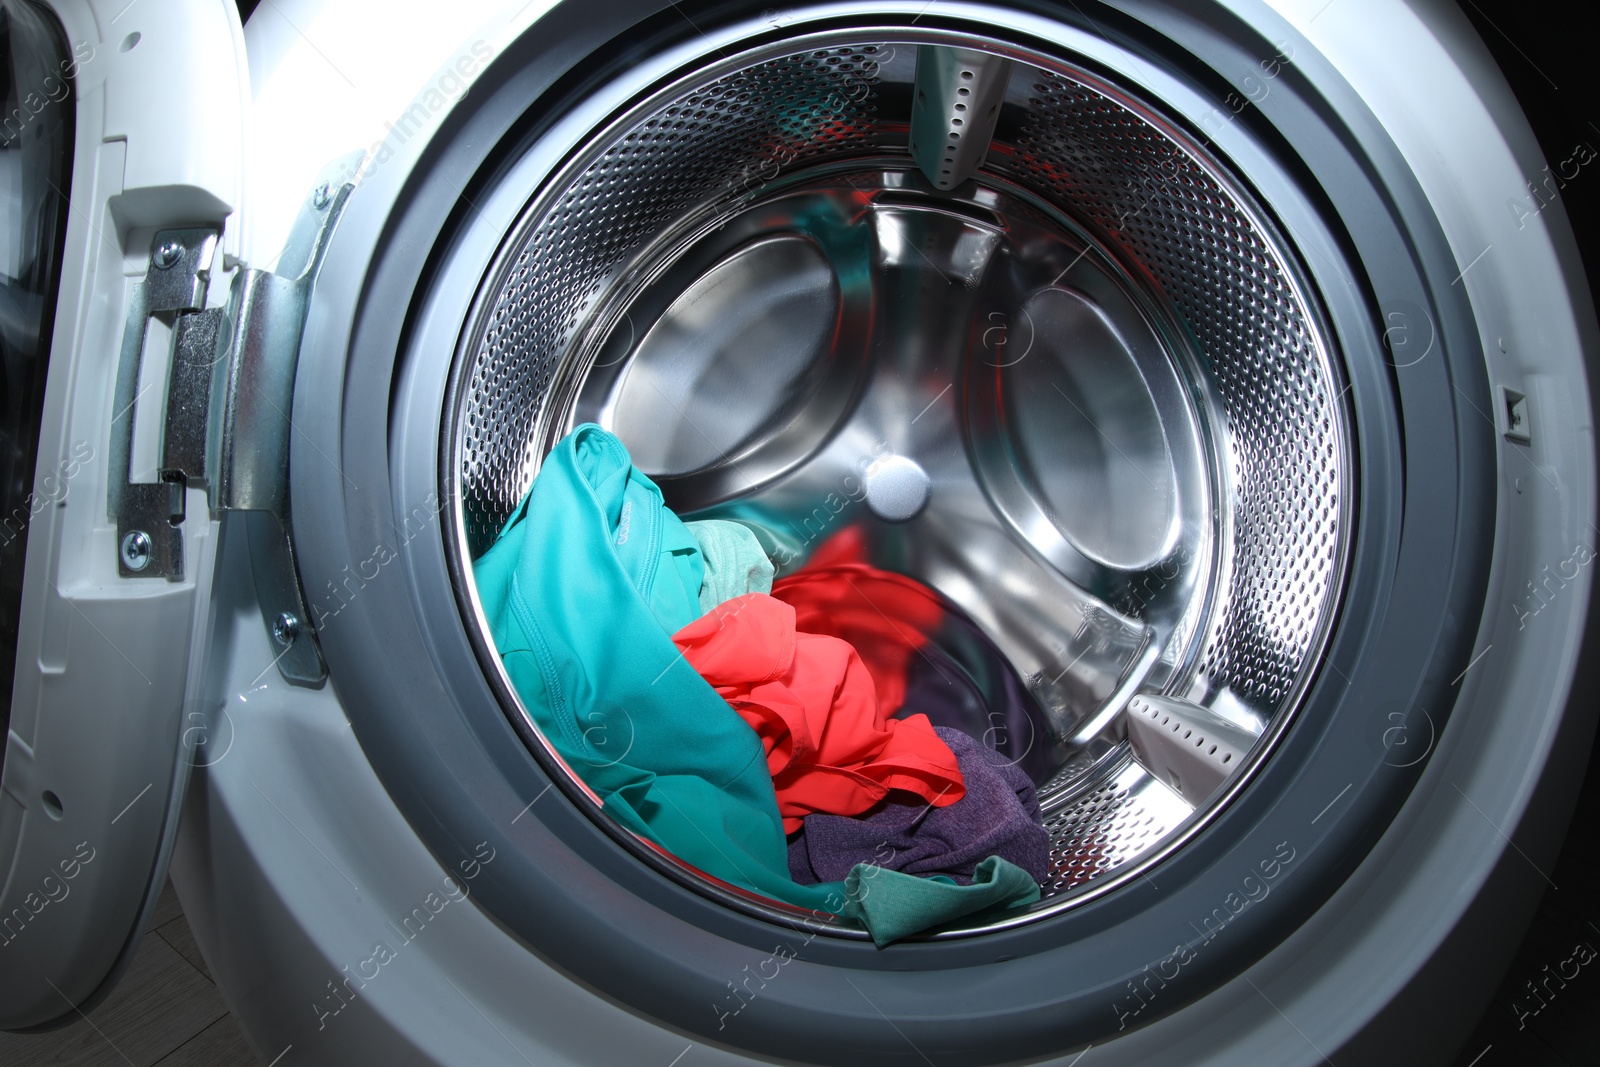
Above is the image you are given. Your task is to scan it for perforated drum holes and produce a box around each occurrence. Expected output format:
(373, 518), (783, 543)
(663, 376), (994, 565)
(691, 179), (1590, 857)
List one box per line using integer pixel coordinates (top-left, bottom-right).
(457, 46), (888, 555)
(1007, 71), (1343, 719)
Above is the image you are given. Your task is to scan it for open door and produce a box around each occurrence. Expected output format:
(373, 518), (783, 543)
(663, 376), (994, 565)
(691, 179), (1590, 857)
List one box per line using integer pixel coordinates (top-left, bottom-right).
(0, 0), (250, 1028)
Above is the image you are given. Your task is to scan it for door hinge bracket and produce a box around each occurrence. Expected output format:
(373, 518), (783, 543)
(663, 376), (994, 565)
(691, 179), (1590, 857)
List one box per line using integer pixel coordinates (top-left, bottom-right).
(110, 175), (353, 686)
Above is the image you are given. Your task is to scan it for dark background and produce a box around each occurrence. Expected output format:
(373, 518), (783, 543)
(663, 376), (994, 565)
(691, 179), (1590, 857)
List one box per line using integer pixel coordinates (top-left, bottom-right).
(1447, 1), (1598, 1063)
(226, 0), (1600, 1063)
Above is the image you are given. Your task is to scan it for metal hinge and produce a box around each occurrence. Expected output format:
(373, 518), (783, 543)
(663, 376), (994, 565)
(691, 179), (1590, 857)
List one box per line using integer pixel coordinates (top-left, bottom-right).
(109, 179), (351, 686)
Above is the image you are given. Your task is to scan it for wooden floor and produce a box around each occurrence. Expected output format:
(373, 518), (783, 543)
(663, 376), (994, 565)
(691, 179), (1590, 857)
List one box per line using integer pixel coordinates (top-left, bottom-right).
(0, 881), (257, 1066)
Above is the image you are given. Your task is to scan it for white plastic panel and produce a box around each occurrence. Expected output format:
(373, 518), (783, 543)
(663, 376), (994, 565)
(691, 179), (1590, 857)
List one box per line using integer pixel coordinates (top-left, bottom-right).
(242, 0), (526, 269)
(0, 0), (243, 1029)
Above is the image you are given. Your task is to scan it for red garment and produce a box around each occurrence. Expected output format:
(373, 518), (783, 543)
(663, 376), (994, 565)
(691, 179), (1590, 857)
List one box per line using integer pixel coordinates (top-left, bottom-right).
(771, 561), (945, 718)
(801, 525), (872, 569)
(672, 594), (965, 833)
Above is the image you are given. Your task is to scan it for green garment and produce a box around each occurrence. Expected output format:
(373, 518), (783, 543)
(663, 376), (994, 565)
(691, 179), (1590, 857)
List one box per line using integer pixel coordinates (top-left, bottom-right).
(473, 424), (841, 912)
(842, 856), (1042, 947)
(473, 424), (1038, 942)
(684, 519), (774, 612)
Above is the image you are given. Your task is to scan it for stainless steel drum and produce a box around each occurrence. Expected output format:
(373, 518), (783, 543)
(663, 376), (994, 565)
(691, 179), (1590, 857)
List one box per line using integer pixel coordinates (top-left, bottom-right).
(448, 29), (1350, 932)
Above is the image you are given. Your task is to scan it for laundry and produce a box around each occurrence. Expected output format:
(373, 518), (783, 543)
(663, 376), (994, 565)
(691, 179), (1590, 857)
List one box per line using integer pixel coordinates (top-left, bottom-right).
(683, 519), (774, 612)
(771, 561), (944, 719)
(472, 423), (843, 913)
(840, 856), (1043, 948)
(472, 424), (1036, 943)
(788, 726), (1051, 887)
(771, 557), (1058, 782)
(671, 593), (967, 833)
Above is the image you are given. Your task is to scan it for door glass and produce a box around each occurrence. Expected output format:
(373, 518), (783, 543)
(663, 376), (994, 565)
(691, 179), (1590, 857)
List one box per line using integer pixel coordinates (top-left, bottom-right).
(0, 0), (75, 747)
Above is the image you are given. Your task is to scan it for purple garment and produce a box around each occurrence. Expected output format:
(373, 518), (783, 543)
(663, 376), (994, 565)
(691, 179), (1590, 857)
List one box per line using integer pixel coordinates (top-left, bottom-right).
(788, 727), (1051, 887)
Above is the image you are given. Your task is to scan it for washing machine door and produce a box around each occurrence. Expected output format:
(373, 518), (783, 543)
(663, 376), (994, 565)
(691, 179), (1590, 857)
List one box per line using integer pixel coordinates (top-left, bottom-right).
(0, 0), (285, 1030)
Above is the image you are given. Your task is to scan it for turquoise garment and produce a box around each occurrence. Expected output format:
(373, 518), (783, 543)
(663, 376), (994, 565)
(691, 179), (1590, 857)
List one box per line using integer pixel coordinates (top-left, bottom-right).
(684, 519), (774, 613)
(474, 424), (842, 912)
(841, 856), (1042, 947)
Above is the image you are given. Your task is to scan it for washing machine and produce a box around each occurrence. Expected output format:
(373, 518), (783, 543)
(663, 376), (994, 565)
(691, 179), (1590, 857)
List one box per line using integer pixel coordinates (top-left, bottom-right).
(2, 0), (1596, 1062)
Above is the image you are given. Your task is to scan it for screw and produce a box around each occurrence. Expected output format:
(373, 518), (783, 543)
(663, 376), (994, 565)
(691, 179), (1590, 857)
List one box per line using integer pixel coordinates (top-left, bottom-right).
(273, 612), (301, 646)
(120, 530), (152, 571)
(312, 183), (334, 210)
(153, 240), (184, 269)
